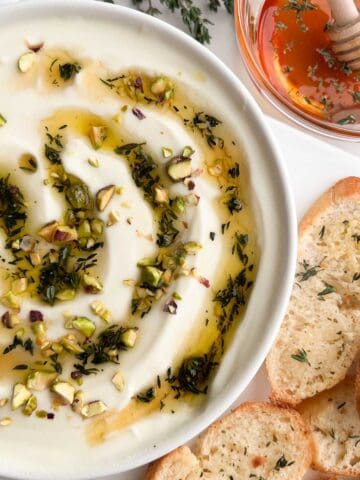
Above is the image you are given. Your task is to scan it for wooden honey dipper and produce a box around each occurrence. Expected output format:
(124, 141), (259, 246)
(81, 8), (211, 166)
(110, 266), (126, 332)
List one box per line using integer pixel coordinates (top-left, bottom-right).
(328, 0), (360, 70)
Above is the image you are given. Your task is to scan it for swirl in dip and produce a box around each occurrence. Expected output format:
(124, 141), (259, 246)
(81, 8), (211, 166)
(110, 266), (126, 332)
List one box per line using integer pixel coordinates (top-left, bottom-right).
(0, 15), (258, 453)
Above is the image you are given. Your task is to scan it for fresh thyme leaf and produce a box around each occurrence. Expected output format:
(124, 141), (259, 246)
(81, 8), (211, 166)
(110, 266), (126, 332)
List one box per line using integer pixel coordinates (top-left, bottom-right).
(136, 386), (156, 402)
(13, 364), (28, 370)
(274, 455), (294, 471)
(0, 176), (27, 237)
(337, 114), (357, 125)
(296, 260), (322, 282)
(318, 282), (336, 297)
(283, 0), (317, 13)
(291, 348), (310, 365)
(72, 363), (99, 376)
(59, 62), (81, 81)
(319, 225), (325, 239)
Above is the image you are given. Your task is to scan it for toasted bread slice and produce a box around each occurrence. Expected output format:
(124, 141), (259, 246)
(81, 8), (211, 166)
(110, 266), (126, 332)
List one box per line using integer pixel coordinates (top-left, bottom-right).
(144, 446), (201, 480)
(267, 177), (360, 406)
(298, 376), (360, 477)
(145, 402), (312, 480)
(194, 402), (312, 479)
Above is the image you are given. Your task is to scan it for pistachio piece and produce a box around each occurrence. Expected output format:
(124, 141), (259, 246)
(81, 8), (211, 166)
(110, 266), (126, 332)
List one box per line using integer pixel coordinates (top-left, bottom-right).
(11, 277), (27, 295)
(51, 382), (75, 404)
(27, 371), (57, 391)
(96, 185), (115, 212)
(81, 400), (107, 418)
(31, 321), (46, 336)
(167, 157), (192, 182)
(1, 291), (20, 309)
(171, 197), (186, 215)
(183, 241), (202, 254)
(29, 251), (42, 266)
(38, 221), (58, 242)
(112, 371), (125, 391)
(19, 153), (38, 173)
(22, 395), (37, 416)
(55, 289), (76, 301)
(0, 417), (12, 426)
(65, 184), (91, 210)
(18, 51), (36, 73)
(89, 125), (107, 150)
(120, 328), (137, 348)
(72, 317), (96, 338)
(182, 146), (194, 158)
(154, 186), (169, 204)
(1, 311), (20, 329)
(90, 300), (111, 323)
(0, 399), (8, 408)
(91, 219), (104, 236)
(72, 390), (85, 414)
(141, 266), (162, 287)
(88, 157), (99, 168)
(161, 147), (173, 158)
(12, 383), (31, 410)
(107, 210), (120, 226)
(0, 114), (6, 127)
(83, 274), (103, 293)
(61, 335), (84, 354)
(53, 225), (78, 242)
(151, 77), (167, 95)
(78, 220), (91, 238)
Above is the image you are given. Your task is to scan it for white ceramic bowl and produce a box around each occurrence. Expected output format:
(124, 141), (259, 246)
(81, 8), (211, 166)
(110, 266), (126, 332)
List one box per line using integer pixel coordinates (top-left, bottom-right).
(0, 1), (297, 479)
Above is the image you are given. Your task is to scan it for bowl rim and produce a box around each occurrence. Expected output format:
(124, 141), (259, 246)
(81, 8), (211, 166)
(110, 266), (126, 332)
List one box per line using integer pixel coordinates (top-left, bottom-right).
(234, 0), (360, 141)
(0, 1), (297, 478)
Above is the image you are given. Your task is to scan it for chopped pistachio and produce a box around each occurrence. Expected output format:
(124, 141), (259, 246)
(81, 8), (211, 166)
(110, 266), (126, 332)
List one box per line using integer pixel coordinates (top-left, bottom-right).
(29, 251), (42, 266)
(27, 371), (57, 391)
(11, 239), (20, 250)
(167, 157), (192, 182)
(90, 218), (104, 236)
(182, 146), (194, 158)
(61, 334), (84, 354)
(51, 342), (63, 355)
(72, 317), (96, 338)
(65, 184), (91, 210)
(11, 277), (28, 295)
(151, 77), (167, 94)
(78, 220), (91, 238)
(120, 328), (137, 348)
(96, 185), (115, 212)
(55, 289), (76, 301)
(15, 328), (25, 340)
(184, 241), (202, 254)
(87, 157), (99, 168)
(1, 291), (20, 309)
(112, 371), (125, 391)
(0, 114), (6, 127)
(72, 390), (85, 414)
(208, 161), (223, 177)
(171, 196), (186, 215)
(107, 210), (120, 226)
(19, 153), (38, 172)
(12, 383), (32, 410)
(161, 147), (173, 158)
(17, 51), (36, 73)
(142, 266), (162, 287)
(173, 292), (182, 300)
(31, 321), (46, 336)
(2, 312), (20, 329)
(53, 225), (78, 242)
(90, 300), (111, 323)
(89, 125), (107, 149)
(81, 400), (107, 418)
(154, 186), (169, 204)
(83, 274), (103, 293)
(0, 417), (12, 426)
(52, 382), (75, 404)
(22, 395), (37, 416)
(38, 221), (58, 242)
(0, 399), (8, 408)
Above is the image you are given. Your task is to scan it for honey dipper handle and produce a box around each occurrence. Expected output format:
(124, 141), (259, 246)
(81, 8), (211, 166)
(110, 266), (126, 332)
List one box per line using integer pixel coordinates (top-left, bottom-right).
(328, 0), (359, 27)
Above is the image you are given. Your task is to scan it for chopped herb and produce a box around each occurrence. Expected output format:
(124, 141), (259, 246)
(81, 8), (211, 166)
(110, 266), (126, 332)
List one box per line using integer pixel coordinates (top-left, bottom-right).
(291, 348), (310, 365)
(0, 175), (27, 237)
(59, 62), (81, 81)
(296, 260), (322, 282)
(319, 225), (325, 239)
(228, 162), (240, 178)
(210, 231), (215, 241)
(136, 387), (155, 403)
(318, 282), (336, 297)
(316, 48), (336, 69)
(352, 234), (360, 243)
(274, 455), (294, 471)
(13, 364), (28, 370)
(353, 272), (360, 282)
(352, 91), (360, 103)
(337, 115), (357, 125)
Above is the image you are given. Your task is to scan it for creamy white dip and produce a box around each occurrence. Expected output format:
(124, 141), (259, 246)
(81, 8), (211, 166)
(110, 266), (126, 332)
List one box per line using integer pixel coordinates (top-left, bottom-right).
(0, 11), (257, 478)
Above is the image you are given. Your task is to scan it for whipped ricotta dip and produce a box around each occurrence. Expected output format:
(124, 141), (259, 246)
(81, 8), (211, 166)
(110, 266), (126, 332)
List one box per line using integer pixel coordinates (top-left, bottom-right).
(0, 11), (258, 474)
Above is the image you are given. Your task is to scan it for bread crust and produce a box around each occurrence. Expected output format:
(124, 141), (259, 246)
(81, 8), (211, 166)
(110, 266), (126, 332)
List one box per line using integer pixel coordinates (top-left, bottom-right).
(145, 445), (199, 480)
(299, 176), (360, 237)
